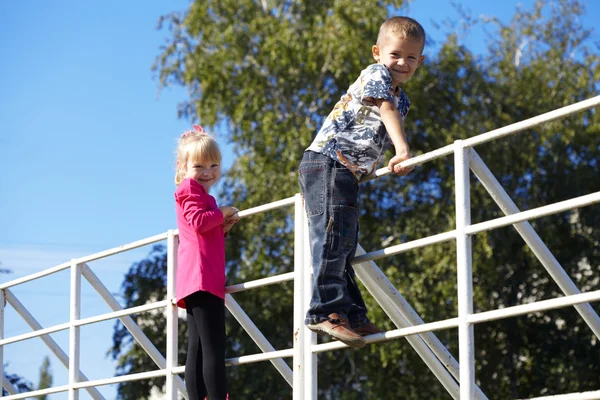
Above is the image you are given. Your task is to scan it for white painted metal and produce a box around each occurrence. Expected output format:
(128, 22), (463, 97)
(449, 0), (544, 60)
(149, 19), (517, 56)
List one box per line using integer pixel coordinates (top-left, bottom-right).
(466, 191), (600, 235)
(312, 318), (460, 352)
(354, 254), (461, 399)
(293, 194), (306, 400)
(470, 150), (600, 339)
(462, 95), (600, 148)
(303, 208), (317, 400)
(4, 289), (104, 399)
(226, 272), (295, 294)
(224, 348), (295, 365)
(4, 384), (72, 400)
(74, 301), (169, 327)
(369, 95), (600, 182)
(166, 230), (179, 399)
(369, 143), (456, 181)
(468, 289), (600, 325)
(353, 230), (456, 264)
(0, 233), (168, 292)
(3, 369), (171, 400)
(0, 262), (71, 290)
(354, 245), (489, 400)
(0, 321), (70, 346)
(225, 293), (293, 385)
(69, 261), (81, 400)
(237, 196), (296, 218)
(455, 143), (475, 399)
(2, 376), (16, 396)
(525, 390), (600, 400)
(80, 264), (189, 397)
(2, 95), (599, 400)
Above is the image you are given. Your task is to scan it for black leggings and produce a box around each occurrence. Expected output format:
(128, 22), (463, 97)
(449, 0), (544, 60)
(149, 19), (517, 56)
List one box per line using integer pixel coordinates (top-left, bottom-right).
(184, 290), (227, 400)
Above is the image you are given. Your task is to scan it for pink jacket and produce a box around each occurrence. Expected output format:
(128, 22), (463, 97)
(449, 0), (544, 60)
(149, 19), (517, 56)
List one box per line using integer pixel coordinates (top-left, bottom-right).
(175, 178), (226, 308)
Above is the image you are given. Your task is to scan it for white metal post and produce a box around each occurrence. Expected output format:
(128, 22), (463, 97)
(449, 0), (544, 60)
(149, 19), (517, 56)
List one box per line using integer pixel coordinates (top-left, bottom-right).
(454, 142), (475, 399)
(1, 289), (4, 398)
(166, 231), (179, 399)
(293, 194), (305, 400)
(469, 150), (600, 340)
(303, 201), (317, 400)
(69, 260), (82, 400)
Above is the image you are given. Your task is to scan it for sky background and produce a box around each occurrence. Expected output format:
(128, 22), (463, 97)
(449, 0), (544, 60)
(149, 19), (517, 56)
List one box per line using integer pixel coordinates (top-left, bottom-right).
(1, 1), (599, 399)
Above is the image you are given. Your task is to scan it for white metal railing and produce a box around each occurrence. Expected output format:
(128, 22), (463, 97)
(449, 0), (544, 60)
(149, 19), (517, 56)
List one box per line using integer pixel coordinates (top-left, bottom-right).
(1, 95), (600, 399)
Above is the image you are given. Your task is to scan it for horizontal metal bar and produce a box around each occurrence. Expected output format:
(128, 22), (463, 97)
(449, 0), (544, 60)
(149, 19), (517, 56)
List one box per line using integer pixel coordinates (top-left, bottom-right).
(225, 272), (295, 294)
(2, 368), (171, 400)
(72, 368), (168, 390)
(352, 230), (456, 264)
(469, 290), (600, 325)
(170, 349), (296, 375)
(312, 318), (460, 354)
(237, 196), (296, 217)
(3, 384), (72, 400)
(523, 390), (600, 400)
(74, 300), (169, 327)
(466, 191), (600, 235)
(76, 232), (168, 263)
(368, 144), (456, 181)
(0, 261), (71, 289)
(0, 233), (168, 290)
(463, 95), (600, 149)
(0, 321), (70, 346)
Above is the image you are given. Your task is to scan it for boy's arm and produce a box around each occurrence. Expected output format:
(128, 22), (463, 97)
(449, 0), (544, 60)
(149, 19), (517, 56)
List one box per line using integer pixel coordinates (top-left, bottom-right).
(376, 99), (414, 176)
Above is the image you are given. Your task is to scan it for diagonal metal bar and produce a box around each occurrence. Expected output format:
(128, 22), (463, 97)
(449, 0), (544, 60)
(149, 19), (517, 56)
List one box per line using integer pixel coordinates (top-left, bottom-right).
(5, 289), (104, 400)
(80, 264), (189, 399)
(353, 245), (489, 399)
(354, 245), (489, 400)
(2, 375), (18, 396)
(225, 293), (293, 386)
(470, 150), (600, 340)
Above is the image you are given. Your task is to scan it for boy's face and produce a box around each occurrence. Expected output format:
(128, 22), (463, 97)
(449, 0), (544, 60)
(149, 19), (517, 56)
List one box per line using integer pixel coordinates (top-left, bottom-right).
(372, 35), (425, 87)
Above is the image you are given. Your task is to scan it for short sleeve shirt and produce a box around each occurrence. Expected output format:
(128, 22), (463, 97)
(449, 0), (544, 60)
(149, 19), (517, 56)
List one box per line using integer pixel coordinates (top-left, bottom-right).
(306, 63), (411, 179)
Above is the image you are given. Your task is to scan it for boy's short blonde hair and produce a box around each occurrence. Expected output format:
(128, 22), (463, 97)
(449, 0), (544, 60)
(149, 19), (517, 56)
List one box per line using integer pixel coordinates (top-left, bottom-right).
(175, 129), (222, 185)
(377, 16), (426, 51)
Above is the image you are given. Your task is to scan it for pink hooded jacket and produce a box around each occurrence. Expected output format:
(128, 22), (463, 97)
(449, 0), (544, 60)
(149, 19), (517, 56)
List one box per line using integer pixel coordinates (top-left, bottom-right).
(175, 178), (226, 308)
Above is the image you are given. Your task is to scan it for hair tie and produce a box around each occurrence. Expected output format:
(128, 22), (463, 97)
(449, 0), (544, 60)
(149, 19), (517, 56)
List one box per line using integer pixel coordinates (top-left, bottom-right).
(181, 125), (206, 138)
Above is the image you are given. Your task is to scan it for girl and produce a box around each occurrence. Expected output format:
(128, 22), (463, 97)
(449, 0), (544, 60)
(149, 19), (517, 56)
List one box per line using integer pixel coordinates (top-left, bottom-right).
(174, 125), (239, 400)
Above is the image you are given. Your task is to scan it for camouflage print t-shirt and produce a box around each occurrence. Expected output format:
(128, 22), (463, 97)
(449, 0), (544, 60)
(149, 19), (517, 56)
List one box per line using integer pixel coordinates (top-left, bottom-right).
(306, 63), (411, 180)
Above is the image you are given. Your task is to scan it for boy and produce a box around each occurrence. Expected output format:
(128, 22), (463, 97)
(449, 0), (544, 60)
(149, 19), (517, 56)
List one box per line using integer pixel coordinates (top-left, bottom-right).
(298, 16), (425, 348)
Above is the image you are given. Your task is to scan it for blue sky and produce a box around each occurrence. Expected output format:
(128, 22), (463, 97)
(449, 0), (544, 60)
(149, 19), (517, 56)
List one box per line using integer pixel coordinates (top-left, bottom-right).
(1, 1), (599, 399)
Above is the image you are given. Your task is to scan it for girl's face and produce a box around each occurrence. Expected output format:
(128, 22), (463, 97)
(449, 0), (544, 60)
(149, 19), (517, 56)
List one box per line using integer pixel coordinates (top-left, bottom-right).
(183, 157), (221, 191)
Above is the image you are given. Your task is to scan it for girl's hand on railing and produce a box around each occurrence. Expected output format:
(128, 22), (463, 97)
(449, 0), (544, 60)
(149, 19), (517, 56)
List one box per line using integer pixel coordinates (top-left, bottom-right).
(223, 209), (240, 233)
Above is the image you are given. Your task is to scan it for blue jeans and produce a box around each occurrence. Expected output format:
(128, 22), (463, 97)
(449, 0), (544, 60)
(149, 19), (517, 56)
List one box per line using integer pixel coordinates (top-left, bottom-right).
(298, 151), (368, 328)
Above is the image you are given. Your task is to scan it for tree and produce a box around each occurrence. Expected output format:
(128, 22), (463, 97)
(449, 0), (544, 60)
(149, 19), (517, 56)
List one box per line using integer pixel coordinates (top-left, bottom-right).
(35, 357), (52, 400)
(112, 0), (600, 398)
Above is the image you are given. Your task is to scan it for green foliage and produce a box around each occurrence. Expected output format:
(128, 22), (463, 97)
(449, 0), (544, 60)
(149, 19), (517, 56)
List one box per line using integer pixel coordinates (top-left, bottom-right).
(35, 357), (52, 400)
(2, 366), (32, 396)
(112, 0), (600, 398)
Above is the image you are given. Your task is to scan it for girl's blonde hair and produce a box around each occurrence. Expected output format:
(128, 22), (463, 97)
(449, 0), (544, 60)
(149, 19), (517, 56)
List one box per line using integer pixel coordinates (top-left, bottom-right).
(175, 125), (222, 185)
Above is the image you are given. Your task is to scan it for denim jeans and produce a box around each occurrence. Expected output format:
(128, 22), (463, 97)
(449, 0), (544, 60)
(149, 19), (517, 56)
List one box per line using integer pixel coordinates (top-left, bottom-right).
(298, 151), (368, 328)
